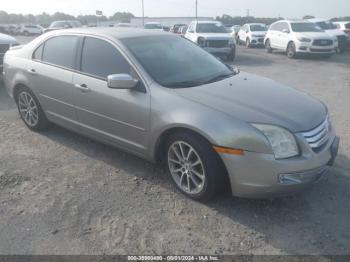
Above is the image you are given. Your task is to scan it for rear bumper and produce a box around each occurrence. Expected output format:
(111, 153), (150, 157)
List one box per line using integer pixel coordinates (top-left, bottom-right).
(219, 130), (339, 199)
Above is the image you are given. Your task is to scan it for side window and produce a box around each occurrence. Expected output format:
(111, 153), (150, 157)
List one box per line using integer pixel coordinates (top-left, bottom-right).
(42, 36), (78, 69)
(280, 22), (289, 32)
(80, 37), (131, 79)
(32, 44), (44, 60)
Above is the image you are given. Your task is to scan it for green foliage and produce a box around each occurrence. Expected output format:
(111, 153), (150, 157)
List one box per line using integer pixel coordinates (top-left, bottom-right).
(0, 10), (135, 27)
(216, 14), (284, 26)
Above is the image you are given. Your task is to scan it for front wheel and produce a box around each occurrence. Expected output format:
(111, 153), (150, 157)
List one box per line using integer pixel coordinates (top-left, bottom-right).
(265, 39), (273, 53)
(165, 132), (227, 201)
(227, 47), (236, 62)
(246, 38), (251, 48)
(15, 86), (50, 131)
(287, 42), (297, 58)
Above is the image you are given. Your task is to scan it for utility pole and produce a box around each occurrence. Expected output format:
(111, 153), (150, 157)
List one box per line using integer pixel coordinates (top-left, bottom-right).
(142, 0), (145, 26)
(196, 0), (198, 21)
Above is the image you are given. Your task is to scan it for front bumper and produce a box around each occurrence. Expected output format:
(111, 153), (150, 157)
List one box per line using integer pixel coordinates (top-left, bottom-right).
(250, 37), (265, 46)
(219, 129), (339, 199)
(203, 46), (235, 55)
(295, 41), (336, 54)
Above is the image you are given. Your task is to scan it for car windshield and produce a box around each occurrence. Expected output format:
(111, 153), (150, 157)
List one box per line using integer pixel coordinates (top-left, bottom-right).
(196, 23), (227, 33)
(145, 24), (162, 29)
(122, 35), (235, 88)
(250, 25), (267, 31)
(316, 21), (337, 30)
(291, 23), (324, 32)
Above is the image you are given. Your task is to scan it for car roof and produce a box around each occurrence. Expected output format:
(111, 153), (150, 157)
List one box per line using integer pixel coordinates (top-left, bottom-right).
(195, 20), (219, 24)
(47, 27), (169, 40)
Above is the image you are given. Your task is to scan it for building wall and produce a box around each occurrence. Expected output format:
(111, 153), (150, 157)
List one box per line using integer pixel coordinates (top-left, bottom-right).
(130, 17), (214, 27)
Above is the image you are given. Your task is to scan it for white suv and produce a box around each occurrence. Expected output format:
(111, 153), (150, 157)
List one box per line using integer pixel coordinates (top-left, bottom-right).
(307, 18), (347, 52)
(265, 20), (336, 58)
(185, 21), (236, 61)
(19, 24), (43, 36)
(237, 23), (268, 47)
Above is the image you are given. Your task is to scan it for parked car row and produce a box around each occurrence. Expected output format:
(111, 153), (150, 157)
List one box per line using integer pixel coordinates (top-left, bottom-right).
(0, 24), (44, 36)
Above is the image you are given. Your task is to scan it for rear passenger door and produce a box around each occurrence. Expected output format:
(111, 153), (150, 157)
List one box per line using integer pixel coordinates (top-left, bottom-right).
(28, 35), (79, 130)
(73, 37), (150, 155)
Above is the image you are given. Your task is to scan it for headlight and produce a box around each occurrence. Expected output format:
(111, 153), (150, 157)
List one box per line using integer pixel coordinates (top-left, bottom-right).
(297, 37), (312, 42)
(252, 124), (299, 159)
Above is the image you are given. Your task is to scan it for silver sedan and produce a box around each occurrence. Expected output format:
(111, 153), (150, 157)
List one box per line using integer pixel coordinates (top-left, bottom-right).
(3, 28), (339, 200)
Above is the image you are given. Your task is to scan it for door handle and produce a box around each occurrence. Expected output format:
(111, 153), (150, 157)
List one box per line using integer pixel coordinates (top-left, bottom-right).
(75, 84), (91, 93)
(27, 69), (37, 75)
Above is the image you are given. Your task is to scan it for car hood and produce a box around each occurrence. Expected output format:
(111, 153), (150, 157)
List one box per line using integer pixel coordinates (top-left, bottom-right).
(197, 33), (232, 39)
(0, 33), (17, 44)
(324, 29), (347, 37)
(294, 32), (333, 39)
(174, 72), (327, 133)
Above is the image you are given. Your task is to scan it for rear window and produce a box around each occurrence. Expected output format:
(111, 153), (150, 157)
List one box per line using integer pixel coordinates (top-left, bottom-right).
(42, 36), (78, 69)
(196, 23), (227, 33)
(291, 23), (323, 32)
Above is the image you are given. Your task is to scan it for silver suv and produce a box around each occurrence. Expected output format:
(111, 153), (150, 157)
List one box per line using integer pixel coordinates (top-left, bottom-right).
(3, 28), (339, 200)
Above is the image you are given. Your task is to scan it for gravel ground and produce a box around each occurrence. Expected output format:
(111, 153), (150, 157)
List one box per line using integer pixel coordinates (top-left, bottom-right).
(0, 36), (350, 255)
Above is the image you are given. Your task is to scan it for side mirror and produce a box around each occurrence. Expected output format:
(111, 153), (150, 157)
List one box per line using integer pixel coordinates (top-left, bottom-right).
(282, 29), (290, 34)
(107, 74), (139, 89)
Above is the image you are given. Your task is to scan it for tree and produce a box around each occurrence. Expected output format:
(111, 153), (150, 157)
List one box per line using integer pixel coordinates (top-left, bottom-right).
(303, 15), (315, 19)
(109, 12), (135, 23)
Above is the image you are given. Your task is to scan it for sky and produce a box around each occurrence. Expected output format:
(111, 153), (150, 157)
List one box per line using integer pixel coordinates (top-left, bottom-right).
(1, 0), (350, 19)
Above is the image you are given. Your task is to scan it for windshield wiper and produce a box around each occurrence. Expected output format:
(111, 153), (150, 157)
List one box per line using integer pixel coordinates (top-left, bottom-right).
(203, 72), (235, 85)
(165, 80), (204, 88)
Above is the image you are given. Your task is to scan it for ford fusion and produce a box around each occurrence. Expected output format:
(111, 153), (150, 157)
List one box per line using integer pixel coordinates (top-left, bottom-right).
(3, 28), (339, 200)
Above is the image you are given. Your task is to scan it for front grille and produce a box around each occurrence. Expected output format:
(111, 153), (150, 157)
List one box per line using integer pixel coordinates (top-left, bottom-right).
(302, 118), (331, 150)
(258, 38), (264, 43)
(0, 44), (10, 53)
(313, 39), (333, 46)
(207, 40), (229, 48)
(337, 35), (347, 43)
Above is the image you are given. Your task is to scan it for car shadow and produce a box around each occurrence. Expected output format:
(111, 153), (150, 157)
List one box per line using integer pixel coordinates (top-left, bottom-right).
(40, 124), (350, 255)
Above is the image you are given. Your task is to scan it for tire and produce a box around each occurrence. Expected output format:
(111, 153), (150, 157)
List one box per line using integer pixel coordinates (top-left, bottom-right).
(165, 132), (227, 201)
(237, 37), (241, 46)
(287, 42), (297, 59)
(15, 86), (50, 131)
(227, 46), (236, 62)
(246, 38), (251, 48)
(265, 39), (273, 53)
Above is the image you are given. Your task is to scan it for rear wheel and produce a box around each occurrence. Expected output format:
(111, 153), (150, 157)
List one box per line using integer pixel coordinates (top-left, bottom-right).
(165, 132), (226, 201)
(265, 39), (273, 53)
(287, 42), (297, 58)
(15, 86), (50, 131)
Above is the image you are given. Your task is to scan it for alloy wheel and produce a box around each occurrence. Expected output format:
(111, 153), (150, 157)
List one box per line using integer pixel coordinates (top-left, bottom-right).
(18, 91), (39, 127)
(168, 141), (206, 195)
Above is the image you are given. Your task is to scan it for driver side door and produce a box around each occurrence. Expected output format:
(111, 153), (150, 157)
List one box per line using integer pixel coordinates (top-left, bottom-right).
(73, 36), (151, 156)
